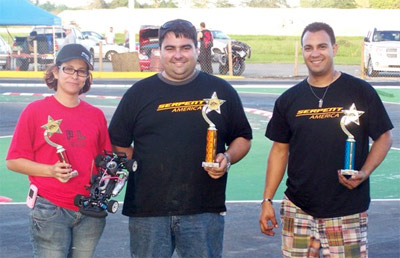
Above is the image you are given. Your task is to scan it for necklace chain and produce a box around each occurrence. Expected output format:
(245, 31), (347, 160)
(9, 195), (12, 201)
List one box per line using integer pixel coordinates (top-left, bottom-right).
(307, 71), (338, 108)
(308, 84), (330, 108)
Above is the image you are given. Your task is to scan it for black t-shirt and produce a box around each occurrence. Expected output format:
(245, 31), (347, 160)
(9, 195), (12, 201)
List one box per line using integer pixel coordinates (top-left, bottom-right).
(109, 71), (252, 217)
(266, 73), (393, 218)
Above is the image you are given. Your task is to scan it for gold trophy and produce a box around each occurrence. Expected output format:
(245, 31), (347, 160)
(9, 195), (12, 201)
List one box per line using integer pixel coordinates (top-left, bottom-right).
(340, 103), (364, 176)
(42, 115), (78, 182)
(202, 92), (226, 168)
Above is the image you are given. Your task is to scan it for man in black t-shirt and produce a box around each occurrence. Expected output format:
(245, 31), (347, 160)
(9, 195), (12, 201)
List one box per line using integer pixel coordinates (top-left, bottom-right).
(109, 19), (252, 258)
(259, 22), (393, 257)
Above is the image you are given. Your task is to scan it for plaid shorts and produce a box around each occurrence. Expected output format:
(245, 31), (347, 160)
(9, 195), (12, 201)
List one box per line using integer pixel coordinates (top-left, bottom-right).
(280, 196), (368, 258)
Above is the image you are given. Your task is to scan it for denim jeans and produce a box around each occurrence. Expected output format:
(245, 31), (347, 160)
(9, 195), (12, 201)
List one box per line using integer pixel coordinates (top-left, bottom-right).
(129, 212), (225, 258)
(29, 196), (106, 258)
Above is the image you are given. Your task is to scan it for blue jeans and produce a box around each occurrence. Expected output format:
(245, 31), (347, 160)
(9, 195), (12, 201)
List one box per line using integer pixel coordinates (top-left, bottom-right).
(129, 213), (225, 258)
(30, 196), (106, 258)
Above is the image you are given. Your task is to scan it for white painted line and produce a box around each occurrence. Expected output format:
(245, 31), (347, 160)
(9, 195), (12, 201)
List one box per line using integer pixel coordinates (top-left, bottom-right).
(244, 107), (273, 118)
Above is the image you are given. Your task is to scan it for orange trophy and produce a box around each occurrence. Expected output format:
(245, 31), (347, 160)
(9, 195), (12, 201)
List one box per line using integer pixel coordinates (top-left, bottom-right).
(202, 92), (226, 168)
(42, 115), (78, 182)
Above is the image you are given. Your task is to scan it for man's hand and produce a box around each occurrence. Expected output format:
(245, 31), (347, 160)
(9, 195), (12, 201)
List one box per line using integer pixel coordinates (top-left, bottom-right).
(203, 153), (229, 179)
(259, 201), (279, 236)
(337, 170), (368, 190)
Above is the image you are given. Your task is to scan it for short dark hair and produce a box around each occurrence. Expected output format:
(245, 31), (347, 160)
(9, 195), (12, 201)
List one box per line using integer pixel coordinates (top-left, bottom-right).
(159, 19), (197, 48)
(301, 22), (336, 46)
(44, 64), (92, 95)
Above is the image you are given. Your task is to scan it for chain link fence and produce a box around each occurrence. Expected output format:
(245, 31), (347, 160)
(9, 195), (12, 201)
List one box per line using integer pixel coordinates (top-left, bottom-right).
(1, 35), (400, 80)
(11, 33), (57, 71)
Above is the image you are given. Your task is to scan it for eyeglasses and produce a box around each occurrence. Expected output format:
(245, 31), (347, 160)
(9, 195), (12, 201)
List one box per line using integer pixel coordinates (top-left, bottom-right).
(59, 66), (89, 77)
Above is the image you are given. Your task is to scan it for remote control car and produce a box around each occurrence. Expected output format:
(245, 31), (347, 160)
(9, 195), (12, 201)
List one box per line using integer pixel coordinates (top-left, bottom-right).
(74, 151), (137, 218)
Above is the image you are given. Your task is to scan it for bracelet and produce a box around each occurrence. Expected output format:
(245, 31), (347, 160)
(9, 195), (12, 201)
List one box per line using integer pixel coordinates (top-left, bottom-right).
(261, 198), (273, 204)
(222, 152), (231, 172)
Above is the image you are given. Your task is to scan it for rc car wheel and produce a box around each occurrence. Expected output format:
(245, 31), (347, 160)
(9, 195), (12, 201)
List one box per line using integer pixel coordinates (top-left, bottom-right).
(107, 200), (119, 213)
(74, 194), (83, 207)
(126, 159), (138, 173)
(131, 160), (138, 172)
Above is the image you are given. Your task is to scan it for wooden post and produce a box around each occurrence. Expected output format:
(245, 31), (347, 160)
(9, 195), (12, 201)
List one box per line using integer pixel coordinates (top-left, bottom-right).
(52, 27), (56, 64)
(360, 41), (365, 79)
(294, 41), (299, 77)
(228, 40), (233, 76)
(99, 41), (103, 72)
(33, 40), (38, 72)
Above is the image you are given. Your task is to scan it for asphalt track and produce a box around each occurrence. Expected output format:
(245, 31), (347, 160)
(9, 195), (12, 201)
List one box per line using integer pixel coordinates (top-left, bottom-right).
(0, 77), (399, 258)
(1, 201), (399, 258)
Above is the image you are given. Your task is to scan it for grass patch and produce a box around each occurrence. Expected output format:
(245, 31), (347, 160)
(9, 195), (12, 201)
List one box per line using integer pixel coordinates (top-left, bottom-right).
(231, 34), (363, 65)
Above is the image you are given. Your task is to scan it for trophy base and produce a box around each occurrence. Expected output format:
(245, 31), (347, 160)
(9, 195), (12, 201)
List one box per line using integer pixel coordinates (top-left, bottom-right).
(340, 169), (358, 176)
(202, 162), (219, 168)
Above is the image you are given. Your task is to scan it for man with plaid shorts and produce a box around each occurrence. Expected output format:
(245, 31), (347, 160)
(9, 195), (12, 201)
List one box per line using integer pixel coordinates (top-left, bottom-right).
(259, 22), (393, 257)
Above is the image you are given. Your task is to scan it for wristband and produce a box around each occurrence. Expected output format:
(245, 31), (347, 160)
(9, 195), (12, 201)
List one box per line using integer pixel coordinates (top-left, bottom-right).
(261, 198), (273, 204)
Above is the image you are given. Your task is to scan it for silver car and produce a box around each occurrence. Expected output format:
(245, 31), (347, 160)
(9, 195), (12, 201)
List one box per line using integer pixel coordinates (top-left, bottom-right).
(0, 35), (11, 70)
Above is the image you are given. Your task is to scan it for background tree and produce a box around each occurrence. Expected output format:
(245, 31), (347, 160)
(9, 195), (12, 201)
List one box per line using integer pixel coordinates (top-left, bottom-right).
(108, 0), (129, 8)
(300, 0), (357, 8)
(158, 0), (179, 7)
(88, 0), (109, 9)
(192, 0), (212, 8)
(370, 0), (400, 8)
(245, 0), (289, 8)
(37, 1), (69, 13)
(37, 1), (56, 11)
(215, 0), (236, 7)
(354, 0), (368, 8)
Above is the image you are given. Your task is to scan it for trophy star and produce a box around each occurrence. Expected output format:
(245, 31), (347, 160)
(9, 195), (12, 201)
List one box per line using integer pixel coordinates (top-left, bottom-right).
(41, 115), (63, 137)
(204, 92), (226, 114)
(342, 103), (365, 125)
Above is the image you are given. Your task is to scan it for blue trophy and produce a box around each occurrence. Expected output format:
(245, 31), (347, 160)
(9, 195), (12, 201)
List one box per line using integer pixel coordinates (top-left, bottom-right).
(340, 103), (364, 176)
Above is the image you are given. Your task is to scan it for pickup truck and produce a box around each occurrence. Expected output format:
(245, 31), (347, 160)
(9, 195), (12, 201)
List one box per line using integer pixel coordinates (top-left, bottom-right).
(12, 26), (95, 71)
(363, 28), (400, 77)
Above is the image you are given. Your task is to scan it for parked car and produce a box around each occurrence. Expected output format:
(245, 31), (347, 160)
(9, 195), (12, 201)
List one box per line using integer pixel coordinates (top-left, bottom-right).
(138, 25), (160, 71)
(0, 35), (11, 70)
(363, 28), (400, 76)
(82, 31), (105, 43)
(82, 31), (129, 62)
